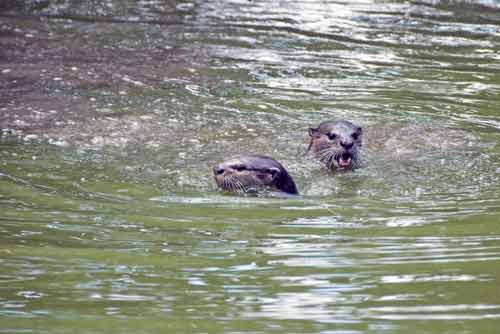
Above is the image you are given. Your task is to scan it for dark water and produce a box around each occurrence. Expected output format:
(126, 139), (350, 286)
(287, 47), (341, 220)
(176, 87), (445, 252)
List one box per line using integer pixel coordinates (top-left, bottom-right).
(1, 1), (500, 333)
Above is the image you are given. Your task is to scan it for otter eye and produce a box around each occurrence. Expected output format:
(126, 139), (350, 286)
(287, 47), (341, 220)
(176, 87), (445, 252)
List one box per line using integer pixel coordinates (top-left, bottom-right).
(352, 133), (359, 140)
(328, 133), (337, 140)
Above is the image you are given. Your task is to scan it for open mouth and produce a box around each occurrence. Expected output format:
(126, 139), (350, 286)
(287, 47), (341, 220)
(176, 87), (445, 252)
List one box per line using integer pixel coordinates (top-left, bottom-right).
(336, 152), (352, 168)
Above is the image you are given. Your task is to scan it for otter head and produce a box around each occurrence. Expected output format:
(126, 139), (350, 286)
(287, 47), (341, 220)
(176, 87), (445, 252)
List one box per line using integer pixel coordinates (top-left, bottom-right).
(308, 120), (362, 170)
(213, 155), (298, 195)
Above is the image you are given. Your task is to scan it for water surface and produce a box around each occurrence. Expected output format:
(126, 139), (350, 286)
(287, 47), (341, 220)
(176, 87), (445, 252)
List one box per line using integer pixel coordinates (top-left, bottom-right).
(1, 1), (500, 333)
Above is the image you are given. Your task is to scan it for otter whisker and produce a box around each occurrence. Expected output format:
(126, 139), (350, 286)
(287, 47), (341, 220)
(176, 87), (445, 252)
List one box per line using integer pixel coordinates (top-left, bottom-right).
(227, 177), (236, 192)
(327, 155), (335, 169)
(228, 177), (237, 192)
(326, 156), (333, 169)
(224, 177), (236, 192)
(323, 150), (337, 169)
(317, 147), (333, 158)
(315, 146), (337, 170)
(230, 177), (245, 193)
(323, 152), (334, 169)
(235, 179), (246, 193)
(318, 149), (335, 164)
(323, 154), (332, 169)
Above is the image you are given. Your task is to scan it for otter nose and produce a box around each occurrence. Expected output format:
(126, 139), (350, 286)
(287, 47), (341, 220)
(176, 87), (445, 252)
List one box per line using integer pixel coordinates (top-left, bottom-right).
(213, 165), (225, 175)
(340, 141), (353, 150)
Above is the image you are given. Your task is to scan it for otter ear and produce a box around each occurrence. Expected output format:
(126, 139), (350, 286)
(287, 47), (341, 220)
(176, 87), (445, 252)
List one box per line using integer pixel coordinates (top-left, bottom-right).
(357, 127), (363, 134)
(308, 127), (318, 137)
(268, 167), (280, 179)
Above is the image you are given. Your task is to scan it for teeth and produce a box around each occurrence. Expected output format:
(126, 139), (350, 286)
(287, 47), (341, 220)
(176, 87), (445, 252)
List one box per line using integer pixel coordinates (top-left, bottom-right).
(339, 157), (351, 167)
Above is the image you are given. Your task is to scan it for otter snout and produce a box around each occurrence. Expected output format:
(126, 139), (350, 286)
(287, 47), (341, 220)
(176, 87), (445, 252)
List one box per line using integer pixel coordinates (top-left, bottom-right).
(340, 140), (354, 150)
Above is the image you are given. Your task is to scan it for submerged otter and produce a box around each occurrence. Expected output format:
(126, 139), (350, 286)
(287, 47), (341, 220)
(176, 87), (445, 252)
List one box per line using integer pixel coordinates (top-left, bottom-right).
(213, 155), (298, 195)
(308, 120), (363, 170)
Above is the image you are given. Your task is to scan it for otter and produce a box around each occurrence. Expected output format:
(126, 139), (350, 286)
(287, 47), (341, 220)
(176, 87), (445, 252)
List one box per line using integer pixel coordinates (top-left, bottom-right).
(213, 155), (298, 195)
(308, 120), (363, 170)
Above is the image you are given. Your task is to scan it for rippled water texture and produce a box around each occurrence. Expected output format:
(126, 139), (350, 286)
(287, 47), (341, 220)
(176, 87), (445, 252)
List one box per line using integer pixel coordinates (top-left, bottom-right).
(1, 1), (500, 333)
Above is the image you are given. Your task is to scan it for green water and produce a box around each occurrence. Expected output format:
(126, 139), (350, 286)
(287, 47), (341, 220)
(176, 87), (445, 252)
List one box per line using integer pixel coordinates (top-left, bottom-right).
(1, 1), (500, 333)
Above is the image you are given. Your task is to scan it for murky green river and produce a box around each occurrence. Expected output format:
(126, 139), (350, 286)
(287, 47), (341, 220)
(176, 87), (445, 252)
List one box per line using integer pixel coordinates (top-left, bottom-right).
(1, 0), (500, 333)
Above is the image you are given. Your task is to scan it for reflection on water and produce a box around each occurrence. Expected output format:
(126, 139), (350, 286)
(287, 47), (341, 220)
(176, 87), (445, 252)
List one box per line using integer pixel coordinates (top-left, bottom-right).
(1, 0), (500, 333)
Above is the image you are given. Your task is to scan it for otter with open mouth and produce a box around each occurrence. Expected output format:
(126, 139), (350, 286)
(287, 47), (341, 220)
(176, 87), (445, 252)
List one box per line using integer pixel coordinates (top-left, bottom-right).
(308, 120), (363, 170)
(213, 155), (298, 195)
